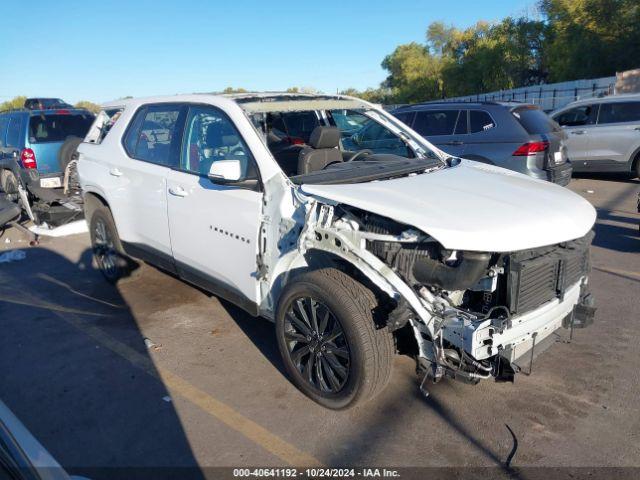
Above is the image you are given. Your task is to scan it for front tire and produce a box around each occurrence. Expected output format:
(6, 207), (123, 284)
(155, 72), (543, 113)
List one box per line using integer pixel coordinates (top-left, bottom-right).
(89, 204), (132, 283)
(276, 268), (394, 409)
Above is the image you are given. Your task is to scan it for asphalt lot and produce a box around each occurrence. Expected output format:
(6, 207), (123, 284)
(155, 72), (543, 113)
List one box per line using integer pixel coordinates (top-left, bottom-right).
(0, 175), (638, 479)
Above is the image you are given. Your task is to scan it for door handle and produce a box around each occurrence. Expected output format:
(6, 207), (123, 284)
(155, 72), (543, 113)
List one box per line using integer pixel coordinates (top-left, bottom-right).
(109, 168), (123, 177)
(447, 141), (464, 146)
(571, 130), (587, 135)
(634, 126), (640, 131)
(168, 186), (188, 197)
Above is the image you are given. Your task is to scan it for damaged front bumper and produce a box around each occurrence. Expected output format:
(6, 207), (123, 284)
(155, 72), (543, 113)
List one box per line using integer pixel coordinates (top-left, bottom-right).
(447, 280), (594, 365)
(298, 200), (595, 390)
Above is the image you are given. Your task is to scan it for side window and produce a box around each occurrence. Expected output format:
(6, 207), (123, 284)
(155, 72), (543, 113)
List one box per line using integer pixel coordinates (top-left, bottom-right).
(6, 116), (23, 147)
(123, 104), (184, 167)
(124, 108), (146, 155)
(412, 110), (459, 136)
(393, 111), (415, 126)
(469, 110), (495, 133)
(554, 105), (597, 126)
(598, 102), (640, 124)
(181, 105), (256, 179)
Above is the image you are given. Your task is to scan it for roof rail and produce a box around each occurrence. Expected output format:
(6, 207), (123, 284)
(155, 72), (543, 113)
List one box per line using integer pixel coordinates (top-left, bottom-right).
(0, 107), (91, 114)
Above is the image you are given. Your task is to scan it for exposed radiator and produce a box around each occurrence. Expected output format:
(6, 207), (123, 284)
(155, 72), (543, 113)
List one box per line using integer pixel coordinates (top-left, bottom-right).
(506, 231), (593, 315)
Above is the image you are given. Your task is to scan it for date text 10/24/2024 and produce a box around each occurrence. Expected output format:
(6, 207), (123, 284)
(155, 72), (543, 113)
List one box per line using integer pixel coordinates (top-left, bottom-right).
(233, 468), (401, 478)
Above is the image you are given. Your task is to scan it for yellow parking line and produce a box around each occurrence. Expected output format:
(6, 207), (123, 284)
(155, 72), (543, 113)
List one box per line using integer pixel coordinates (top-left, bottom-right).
(593, 266), (640, 281)
(0, 294), (108, 317)
(59, 313), (322, 467)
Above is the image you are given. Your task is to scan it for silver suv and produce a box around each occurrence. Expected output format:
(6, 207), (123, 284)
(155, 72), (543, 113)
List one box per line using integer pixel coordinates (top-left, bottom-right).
(551, 94), (640, 177)
(392, 102), (572, 185)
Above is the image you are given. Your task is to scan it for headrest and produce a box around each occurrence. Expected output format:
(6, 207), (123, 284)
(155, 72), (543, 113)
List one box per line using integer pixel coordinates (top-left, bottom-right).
(309, 126), (340, 149)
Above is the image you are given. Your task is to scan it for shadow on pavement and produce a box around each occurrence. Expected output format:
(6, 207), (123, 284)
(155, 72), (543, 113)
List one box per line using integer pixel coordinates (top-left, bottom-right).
(572, 172), (639, 184)
(593, 209), (640, 253)
(0, 246), (205, 480)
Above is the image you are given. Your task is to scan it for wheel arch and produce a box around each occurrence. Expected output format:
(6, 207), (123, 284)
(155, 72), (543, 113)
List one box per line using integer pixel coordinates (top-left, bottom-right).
(268, 248), (397, 327)
(630, 145), (640, 175)
(83, 190), (110, 221)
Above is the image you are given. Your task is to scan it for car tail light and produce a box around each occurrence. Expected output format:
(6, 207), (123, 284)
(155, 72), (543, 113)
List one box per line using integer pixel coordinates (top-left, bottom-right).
(55, 109), (71, 114)
(20, 148), (37, 169)
(513, 141), (549, 156)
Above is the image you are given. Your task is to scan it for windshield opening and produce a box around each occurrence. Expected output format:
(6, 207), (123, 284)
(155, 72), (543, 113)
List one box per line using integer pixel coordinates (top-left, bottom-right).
(248, 106), (441, 183)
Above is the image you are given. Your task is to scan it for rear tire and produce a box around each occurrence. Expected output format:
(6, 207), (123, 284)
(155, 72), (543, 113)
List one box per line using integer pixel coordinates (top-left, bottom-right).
(58, 136), (83, 173)
(89, 204), (132, 283)
(275, 268), (394, 409)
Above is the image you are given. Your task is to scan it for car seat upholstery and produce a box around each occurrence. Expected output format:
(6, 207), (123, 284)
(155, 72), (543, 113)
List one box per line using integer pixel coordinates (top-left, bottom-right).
(297, 126), (342, 175)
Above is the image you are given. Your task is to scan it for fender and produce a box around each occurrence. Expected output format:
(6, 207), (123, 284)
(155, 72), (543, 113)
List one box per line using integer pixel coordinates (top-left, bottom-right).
(628, 143), (640, 173)
(296, 200), (444, 363)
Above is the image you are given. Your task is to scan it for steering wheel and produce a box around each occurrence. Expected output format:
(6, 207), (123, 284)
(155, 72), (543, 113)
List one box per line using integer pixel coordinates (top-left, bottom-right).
(345, 149), (373, 162)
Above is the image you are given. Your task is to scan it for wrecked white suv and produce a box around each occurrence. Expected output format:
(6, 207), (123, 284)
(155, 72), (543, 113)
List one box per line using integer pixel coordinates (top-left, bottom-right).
(78, 93), (597, 409)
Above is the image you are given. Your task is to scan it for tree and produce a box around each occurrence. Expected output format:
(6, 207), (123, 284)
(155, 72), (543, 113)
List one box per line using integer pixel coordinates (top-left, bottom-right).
(380, 42), (444, 103)
(75, 100), (101, 113)
(0, 96), (27, 112)
(540, 0), (640, 82)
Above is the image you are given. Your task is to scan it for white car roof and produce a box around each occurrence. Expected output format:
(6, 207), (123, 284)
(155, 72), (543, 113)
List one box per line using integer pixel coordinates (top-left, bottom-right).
(101, 92), (372, 113)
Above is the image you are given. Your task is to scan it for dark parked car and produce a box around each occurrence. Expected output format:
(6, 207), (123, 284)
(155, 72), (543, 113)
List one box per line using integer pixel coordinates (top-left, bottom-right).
(392, 101), (572, 185)
(23, 97), (73, 110)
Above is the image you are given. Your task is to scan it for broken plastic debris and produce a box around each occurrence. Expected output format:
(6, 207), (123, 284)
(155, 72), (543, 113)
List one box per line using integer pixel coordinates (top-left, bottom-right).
(162, 396), (172, 403)
(0, 250), (26, 263)
(29, 220), (88, 238)
(4, 238), (10, 244)
(586, 190), (595, 194)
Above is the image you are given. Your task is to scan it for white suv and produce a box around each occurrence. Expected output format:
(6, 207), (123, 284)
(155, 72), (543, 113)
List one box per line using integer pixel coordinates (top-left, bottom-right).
(78, 93), (597, 409)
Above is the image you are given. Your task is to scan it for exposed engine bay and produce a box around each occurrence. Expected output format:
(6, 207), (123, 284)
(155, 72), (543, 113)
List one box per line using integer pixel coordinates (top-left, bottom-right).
(296, 200), (595, 391)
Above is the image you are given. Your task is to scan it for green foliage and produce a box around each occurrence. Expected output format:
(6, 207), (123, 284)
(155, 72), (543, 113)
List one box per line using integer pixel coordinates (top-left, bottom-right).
(0, 96), (27, 112)
(541, 0), (640, 81)
(74, 100), (101, 113)
(345, 0), (640, 104)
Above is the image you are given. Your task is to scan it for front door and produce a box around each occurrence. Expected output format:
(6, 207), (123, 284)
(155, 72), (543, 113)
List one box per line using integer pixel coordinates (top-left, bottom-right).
(588, 101), (640, 171)
(166, 104), (263, 310)
(412, 109), (467, 158)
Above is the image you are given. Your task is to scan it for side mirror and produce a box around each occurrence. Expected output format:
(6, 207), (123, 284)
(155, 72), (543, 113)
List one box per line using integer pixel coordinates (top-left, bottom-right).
(208, 160), (242, 183)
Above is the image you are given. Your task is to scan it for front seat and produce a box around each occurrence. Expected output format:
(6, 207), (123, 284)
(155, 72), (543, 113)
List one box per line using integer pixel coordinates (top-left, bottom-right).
(297, 126), (342, 174)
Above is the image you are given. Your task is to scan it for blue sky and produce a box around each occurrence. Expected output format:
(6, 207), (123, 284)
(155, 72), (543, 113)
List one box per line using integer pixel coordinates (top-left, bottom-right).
(1, 0), (535, 104)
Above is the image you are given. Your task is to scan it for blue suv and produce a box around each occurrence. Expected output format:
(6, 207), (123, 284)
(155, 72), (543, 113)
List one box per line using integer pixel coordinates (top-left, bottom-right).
(0, 106), (94, 222)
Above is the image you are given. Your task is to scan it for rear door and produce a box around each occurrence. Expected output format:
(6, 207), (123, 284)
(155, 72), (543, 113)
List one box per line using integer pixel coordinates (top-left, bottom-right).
(552, 104), (598, 168)
(166, 104), (263, 309)
(410, 109), (466, 157)
(588, 101), (640, 171)
(112, 103), (186, 269)
(27, 111), (94, 175)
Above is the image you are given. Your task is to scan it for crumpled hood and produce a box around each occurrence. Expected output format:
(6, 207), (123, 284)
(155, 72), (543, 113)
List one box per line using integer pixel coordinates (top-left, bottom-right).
(301, 160), (596, 252)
